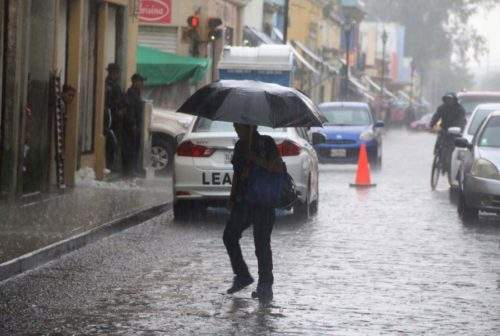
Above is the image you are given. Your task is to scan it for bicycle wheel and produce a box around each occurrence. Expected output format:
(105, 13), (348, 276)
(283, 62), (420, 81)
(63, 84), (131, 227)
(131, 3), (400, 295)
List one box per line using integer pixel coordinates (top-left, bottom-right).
(431, 155), (441, 190)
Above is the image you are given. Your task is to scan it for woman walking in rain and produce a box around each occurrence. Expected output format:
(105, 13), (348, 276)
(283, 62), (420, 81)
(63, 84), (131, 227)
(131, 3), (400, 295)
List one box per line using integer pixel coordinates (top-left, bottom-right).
(223, 123), (284, 302)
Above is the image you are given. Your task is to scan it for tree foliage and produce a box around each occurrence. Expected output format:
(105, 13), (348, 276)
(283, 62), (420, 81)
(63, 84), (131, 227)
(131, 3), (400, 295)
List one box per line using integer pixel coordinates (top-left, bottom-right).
(479, 71), (500, 91)
(363, 0), (495, 94)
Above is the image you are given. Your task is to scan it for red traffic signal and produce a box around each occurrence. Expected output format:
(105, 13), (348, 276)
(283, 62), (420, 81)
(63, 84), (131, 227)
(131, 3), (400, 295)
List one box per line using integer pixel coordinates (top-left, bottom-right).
(187, 15), (200, 28)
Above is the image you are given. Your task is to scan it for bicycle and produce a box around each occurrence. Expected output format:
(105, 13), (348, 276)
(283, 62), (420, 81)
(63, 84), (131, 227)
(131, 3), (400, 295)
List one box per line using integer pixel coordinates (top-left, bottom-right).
(430, 130), (458, 190)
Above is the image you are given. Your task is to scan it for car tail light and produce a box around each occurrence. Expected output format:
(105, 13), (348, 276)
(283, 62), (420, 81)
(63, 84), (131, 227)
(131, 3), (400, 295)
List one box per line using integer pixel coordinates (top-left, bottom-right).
(277, 140), (301, 156)
(176, 141), (215, 157)
(176, 191), (190, 196)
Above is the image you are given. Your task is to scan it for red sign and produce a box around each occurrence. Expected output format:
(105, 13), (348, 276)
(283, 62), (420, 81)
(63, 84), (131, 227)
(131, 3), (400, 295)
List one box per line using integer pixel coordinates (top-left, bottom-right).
(139, 0), (172, 24)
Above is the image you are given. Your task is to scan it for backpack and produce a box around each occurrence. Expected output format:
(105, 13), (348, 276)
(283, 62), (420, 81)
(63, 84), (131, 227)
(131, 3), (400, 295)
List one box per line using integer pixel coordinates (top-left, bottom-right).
(244, 162), (297, 209)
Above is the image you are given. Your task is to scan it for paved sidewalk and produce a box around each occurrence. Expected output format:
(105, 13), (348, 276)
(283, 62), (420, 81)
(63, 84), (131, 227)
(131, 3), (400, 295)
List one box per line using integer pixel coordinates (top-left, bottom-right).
(0, 176), (172, 276)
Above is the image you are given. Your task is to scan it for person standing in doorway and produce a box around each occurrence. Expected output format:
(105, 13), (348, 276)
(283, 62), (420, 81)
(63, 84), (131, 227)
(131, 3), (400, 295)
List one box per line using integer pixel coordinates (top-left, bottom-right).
(122, 73), (146, 176)
(105, 63), (124, 171)
(223, 123), (284, 302)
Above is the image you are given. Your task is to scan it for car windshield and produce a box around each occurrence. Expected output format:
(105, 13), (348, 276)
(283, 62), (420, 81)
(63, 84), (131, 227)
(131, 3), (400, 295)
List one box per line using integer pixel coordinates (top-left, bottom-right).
(319, 105), (372, 126)
(193, 118), (284, 133)
(459, 97), (500, 115)
(478, 116), (500, 147)
(468, 109), (496, 135)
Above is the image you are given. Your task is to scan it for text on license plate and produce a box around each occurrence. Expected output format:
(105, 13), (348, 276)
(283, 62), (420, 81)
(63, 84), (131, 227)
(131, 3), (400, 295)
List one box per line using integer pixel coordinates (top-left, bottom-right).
(330, 149), (346, 157)
(202, 172), (232, 185)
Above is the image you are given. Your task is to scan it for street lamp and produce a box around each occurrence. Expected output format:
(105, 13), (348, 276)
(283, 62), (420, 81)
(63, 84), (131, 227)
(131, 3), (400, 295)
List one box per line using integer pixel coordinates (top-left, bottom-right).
(343, 21), (354, 100)
(380, 29), (388, 99)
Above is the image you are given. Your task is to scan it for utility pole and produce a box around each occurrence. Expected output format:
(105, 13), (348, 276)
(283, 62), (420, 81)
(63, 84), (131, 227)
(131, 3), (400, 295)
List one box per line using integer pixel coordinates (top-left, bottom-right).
(409, 59), (415, 107)
(343, 22), (353, 100)
(283, 0), (289, 43)
(380, 29), (388, 99)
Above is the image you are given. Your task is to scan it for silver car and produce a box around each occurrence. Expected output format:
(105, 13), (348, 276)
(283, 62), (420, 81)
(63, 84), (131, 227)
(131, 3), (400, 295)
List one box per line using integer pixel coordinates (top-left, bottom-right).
(449, 103), (500, 187)
(455, 111), (500, 219)
(173, 118), (320, 219)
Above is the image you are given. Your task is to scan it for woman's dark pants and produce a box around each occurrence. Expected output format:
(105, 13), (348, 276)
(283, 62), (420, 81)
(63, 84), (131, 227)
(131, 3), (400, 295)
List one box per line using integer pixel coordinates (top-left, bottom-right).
(223, 202), (275, 286)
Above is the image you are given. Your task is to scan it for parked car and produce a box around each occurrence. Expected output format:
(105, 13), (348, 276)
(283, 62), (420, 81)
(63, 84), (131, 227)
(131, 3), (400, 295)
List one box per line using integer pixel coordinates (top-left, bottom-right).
(311, 102), (384, 168)
(388, 99), (407, 126)
(449, 104), (500, 187)
(410, 112), (433, 131)
(173, 118), (319, 219)
(149, 108), (193, 173)
(457, 91), (500, 116)
(455, 111), (500, 219)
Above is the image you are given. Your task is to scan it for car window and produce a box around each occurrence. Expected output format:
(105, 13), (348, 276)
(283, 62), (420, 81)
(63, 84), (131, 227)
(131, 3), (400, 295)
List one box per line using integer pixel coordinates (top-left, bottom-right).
(478, 116), (500, 148)
(468, 109), (495, 135)
(319, 106), (372, 126)
(459, 97), (500, 115)
(296, 127), (309, 140)
(193, 118), (284, 133)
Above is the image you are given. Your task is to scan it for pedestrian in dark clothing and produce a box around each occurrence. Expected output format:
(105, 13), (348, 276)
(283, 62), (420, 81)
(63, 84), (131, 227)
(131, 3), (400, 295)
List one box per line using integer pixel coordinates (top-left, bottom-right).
(430, 92), (466, 131)
(224, 123), (284, 302)
(122, 73), (146, 176)
(105, 63), (123, 170)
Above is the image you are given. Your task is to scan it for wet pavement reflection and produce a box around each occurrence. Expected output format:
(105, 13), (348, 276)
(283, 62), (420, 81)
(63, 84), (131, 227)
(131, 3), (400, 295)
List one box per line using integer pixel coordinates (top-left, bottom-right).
(1, 130), (499, 335)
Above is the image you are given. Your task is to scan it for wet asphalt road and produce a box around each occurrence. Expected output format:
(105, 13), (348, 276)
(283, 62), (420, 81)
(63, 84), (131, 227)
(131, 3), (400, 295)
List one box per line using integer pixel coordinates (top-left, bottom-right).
(1, 129), (499, 335)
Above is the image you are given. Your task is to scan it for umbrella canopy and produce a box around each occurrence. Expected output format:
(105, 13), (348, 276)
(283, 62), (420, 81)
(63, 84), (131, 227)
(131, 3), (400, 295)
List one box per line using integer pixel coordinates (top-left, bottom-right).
(177, 80), (326, 128)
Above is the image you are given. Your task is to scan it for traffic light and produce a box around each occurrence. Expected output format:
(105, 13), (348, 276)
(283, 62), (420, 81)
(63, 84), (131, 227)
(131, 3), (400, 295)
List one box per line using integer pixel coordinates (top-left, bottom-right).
(186, 15), (201, 57)
(207, 18), (223, 41)
(187, 15), (200, 28)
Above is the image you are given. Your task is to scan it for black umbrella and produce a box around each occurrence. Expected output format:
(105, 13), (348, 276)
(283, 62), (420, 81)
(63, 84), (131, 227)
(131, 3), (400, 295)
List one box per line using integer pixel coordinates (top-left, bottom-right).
(177, 80), (326, 128)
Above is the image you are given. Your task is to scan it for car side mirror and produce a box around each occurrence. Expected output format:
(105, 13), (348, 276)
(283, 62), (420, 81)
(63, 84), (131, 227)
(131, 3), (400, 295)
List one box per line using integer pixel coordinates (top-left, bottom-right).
(312, 132), (326, 146)
(447, 127), (462, 135)
(454, 137), (471, 149)
(375, 120), (385, 128)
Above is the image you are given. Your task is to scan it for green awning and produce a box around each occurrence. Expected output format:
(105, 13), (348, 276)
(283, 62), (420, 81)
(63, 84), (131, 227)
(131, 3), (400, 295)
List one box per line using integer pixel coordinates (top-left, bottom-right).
(137, 45), (211, 86)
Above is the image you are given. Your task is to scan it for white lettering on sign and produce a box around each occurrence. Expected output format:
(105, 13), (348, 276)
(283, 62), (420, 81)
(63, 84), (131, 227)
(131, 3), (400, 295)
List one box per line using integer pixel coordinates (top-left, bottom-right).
(139, 0), (171, 24)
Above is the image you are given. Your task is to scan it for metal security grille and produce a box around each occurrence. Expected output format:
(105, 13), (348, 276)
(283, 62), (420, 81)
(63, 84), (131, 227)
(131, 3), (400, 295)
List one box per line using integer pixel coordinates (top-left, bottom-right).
(138, 26), (178, 53)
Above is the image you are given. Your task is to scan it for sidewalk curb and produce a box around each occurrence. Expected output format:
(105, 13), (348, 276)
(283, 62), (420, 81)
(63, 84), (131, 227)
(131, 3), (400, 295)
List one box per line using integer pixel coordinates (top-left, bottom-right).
(0, 202), (172, 282)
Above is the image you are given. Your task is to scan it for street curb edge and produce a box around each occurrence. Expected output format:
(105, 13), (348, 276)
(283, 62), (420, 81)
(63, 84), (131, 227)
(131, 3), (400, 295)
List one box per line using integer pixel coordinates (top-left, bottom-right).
(0, 202), (172, 283)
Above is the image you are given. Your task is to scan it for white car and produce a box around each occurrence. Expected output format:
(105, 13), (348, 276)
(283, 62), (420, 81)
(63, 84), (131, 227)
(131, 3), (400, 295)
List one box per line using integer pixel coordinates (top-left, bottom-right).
(150, 108), (193, 173)
(449, 103), (500, 187)
(173, 118), (320, 219)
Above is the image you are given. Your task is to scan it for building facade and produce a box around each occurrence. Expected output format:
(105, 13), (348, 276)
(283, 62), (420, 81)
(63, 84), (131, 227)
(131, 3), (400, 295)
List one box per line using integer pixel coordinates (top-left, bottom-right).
(287, 0), (344, 103)
(0, 0), (139, 199)
(138, 0), (249, 56)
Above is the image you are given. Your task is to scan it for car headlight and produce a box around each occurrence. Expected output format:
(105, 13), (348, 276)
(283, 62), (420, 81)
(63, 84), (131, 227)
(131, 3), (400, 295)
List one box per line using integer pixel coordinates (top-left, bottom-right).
(471, 159), (500, 180)
(359, 130), (375, 141)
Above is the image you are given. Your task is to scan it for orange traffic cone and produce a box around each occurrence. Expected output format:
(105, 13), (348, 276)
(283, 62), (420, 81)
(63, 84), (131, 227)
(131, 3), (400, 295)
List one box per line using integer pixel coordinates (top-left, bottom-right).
(349, 144), (377, 188)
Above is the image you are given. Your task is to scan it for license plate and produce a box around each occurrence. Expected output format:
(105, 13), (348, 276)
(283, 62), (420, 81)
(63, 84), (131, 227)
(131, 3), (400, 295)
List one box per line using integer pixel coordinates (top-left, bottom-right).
(224, 151), (233, 164)
(330, 149), (346, 157)
(202, 172), (232, 185)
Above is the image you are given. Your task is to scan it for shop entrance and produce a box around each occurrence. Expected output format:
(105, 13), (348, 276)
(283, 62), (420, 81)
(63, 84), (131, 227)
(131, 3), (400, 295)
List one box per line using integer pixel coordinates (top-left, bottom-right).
(20, 0), (55, 194)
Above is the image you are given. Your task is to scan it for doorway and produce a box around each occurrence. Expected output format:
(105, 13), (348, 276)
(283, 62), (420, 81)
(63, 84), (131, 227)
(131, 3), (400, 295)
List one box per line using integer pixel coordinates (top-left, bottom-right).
(20, 0), (55, 194)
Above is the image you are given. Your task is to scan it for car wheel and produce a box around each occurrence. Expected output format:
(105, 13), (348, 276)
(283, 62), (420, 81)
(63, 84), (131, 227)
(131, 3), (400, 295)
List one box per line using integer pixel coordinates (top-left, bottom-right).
(458, 192), (479, 220)
(371, 155), (382, 171)
(174, 200), (190, 221)
(294, 179), (311, 220)
(151, 135), (174, 174)
(174, 200), (207, 222)
(309, 175), (319, 215)
(309, 198), (318, 215)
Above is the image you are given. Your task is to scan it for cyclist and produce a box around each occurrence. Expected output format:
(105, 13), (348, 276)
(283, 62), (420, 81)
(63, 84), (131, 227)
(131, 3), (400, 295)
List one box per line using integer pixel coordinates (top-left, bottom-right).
(429, 92), (466, 172)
